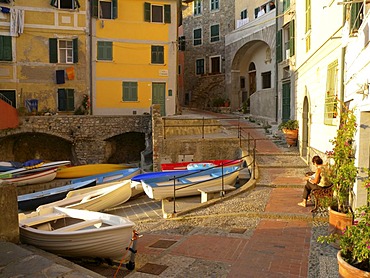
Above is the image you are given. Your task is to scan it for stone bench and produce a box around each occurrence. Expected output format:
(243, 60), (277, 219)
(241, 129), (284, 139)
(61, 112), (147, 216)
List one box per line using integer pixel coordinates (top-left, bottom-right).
(198, 185), (236, 203)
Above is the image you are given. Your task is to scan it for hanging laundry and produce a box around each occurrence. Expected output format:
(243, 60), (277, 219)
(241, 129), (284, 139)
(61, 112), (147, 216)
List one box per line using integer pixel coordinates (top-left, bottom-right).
(0, 7), (10, 13)
(10, 9), (24, 36)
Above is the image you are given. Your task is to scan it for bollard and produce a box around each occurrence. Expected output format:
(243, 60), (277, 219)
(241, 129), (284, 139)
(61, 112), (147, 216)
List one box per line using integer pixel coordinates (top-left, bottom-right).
(126, 230), (141, 270)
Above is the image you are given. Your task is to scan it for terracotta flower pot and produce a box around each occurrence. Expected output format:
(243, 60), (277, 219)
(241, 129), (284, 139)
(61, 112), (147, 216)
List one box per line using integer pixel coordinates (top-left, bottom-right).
(337, 251), (370, 277)
(282, 129), (298, 147)
(328, 207), (353, 249)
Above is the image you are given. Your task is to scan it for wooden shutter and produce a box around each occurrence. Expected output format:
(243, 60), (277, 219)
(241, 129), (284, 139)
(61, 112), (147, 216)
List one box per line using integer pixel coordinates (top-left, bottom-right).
(350, 3), (361, 33)
(74, 0), (81, 9)
(66, 89), (75, 111)
(49, 38), (58, 63)
(164, 4), (171, 23)
(305, 0), (311, 33)
(73, 38), (78, 63)
(276, 29), (282, 63)
(58, 89), (66, 111)
(289, 20), (295, 56)
(112, 0), (117, 19)
(50, 0), (57, 7)
(92, 0), (98, 18)
(0, 36), (12, 61)
(144, 2), (151, 22)
(282, 82), (291, 122)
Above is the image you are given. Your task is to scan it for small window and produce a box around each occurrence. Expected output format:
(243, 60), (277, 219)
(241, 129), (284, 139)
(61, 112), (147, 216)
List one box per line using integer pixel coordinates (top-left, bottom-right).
(196, 59), (204, 75)
(241, 9), (247, 19)
(151, 45), (164, 64)
(210, 56), (221, 74)
(122, 82), (138, 101)
(193, 28), (202, 46)
(210, 0), (219, 11)
(194, 0), (202, 16)
(261, 71), (271, 89)
(92, 0), (118, 19)
(144, 2), (171, 23)
(58, 88), (75, 112)
(97, 41), (113, 61)
(283, 0), (290, 12)
(210, 24), (220, 42)
(50, 0), (80, 9)
(0, 35), (12, 61)
(49, 38), (78, 64)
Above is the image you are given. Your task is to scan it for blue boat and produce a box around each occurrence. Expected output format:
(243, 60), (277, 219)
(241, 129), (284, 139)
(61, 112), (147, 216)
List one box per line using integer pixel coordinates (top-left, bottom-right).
(17, 179), (97, 212)
(70, 168), (141, 184)
(130, 169), (198, 183)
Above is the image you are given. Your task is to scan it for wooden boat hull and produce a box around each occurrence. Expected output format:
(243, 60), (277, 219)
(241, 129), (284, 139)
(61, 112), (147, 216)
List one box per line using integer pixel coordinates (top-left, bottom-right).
(17, 179), (97, 212)
(0, 161), (71, 178)
(141, 166), (240, 200)
(35, 179), (132, 213)
(3, 168), (58, 186)
(70, 167), (141, 184)
(19, 207), (135, 259)
(56, 164), (131, 179)
(161, 159), (243, 171)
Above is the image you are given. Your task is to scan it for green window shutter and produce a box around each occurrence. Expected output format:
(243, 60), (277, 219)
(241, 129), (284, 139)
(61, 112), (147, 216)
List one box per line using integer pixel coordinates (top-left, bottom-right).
(305, 0), (311, 32)
(289, 20), (295, 56)
(50, 0), (57, 7)
(276, 29), (282, 63)
(123, 82), (138, 101)
(350, 3), (361, 33)
(164, 4), (171, 23)
(49, 38), (58, 63)
(92, 0), (98, 18)
(112, 0), (118, 19)
(58, 89), (66, 111)
(73, 38), (78, 63)
(151, 45), (164, 64)
(97, 41), (112, 60)
(0, 36), (12, 61)
(66, 89), (75, 111)
(324, 60), (338, 125)
(144, 2), (151, 22)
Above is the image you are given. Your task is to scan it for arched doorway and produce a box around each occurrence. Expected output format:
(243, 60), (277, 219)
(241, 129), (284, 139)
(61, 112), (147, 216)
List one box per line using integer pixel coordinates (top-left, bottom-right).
(302, 95), (309, 161)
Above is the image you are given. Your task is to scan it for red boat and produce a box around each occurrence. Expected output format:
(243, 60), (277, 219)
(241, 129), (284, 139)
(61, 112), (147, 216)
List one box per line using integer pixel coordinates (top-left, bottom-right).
(161, 159), (243, 171)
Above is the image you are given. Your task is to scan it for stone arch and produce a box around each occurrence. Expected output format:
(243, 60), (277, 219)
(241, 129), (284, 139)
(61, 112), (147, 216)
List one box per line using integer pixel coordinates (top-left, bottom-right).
(0, 132), (75, 163)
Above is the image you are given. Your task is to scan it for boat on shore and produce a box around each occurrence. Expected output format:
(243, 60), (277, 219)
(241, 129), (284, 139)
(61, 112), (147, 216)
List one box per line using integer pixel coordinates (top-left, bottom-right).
(2, 168), (58, 186)
(161, 159), (243, 171)
(0, 161), (71, 178)
(141, 165), (241, 200)
(70, 167), (140, 184)
(33, 179), (132, 213)
(17, 179), (97, 212)
(18, 206), (135, 259)
(56, 164), (133, 179)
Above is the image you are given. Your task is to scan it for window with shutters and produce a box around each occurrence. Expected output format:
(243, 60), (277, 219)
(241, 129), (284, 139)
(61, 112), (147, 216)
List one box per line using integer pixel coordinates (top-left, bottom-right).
(305, 0), (311, 52)
(210, 0), (219, 11)
(50, 0), (80, 9)
(92, 0), (117, 19)
(349, 2), (363, 35)
(97, 41), (112, 61)
(49, 38), (78, 64)
(122, 82), (138, 101)
(262, 71), (271, 89)
(283, 0), (290, 12)
(196, 59), (204, 75)
(194, 0), (202, 16)
(324, 60), (338, 125)
(241, 9), (247, 19)
(289, 20), (295, 57)
(144, 2), (171, 23)
(151, 45), (164, 64)
(58, 88), (74, 112)
(0, 35), (12, 61)
(193, 28), (202, 46)
(210, 24), (220, 42)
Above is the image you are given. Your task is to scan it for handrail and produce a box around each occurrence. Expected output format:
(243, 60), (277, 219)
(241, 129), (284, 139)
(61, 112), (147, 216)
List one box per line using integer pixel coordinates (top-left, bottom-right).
(0, 93), (12, 106)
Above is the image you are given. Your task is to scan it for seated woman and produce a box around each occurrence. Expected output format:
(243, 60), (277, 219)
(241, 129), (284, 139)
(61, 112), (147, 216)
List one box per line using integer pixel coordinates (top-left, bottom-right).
(298, 155), (328, 207)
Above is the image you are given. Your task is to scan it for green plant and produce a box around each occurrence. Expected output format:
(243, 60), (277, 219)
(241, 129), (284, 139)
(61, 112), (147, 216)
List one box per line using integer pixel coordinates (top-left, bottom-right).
(325, 105), (357, 213)
(318, 175), (370, 272)
(278, 120), (299, 130)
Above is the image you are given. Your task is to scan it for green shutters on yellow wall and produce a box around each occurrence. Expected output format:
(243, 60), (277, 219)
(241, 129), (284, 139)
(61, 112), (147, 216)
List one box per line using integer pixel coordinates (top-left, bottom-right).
(276, 29), (282, 63)
(92, 0), (98, 17)
(0, 35), (12, 61)
(144, 2), (151, 22)
(49, 38), (58, 63)
(289, 20), (295, 56)
(73, 38), (78, 63)
(164, 4), (171, 23)
(350, 3), (362, 33)
(112, 0), (117, 19)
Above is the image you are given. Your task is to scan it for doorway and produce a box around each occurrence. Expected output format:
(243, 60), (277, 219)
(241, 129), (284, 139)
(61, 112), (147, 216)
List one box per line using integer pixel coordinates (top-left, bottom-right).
(152, 83), (166, 116)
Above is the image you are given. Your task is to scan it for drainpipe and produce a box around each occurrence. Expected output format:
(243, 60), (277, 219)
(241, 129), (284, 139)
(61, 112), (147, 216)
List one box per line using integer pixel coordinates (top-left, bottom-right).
(274, 0), (279, 123)
(89, 1), (93, 115)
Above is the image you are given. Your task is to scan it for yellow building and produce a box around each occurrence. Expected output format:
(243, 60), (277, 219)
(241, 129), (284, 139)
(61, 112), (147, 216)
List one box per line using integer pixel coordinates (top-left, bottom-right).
(0, 0), (89, 114)
(91, 0), (178, 116)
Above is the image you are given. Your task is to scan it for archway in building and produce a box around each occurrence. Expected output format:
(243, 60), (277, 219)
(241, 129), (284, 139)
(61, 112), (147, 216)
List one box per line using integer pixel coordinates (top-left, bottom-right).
(302, 95), (309, 161)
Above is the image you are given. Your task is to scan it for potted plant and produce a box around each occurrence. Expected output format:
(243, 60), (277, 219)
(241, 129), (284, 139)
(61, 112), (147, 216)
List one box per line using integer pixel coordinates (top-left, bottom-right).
(278, 119), (299, 147)
(318, 177), (370, 276)
(323, 105), (358, 236)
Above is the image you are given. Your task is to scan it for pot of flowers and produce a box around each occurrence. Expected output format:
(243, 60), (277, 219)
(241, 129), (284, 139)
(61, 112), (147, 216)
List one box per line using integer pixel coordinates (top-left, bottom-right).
(278, 120), (298, 147)
(318, 188), (370, 276)
(324, 104), (357, 236)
